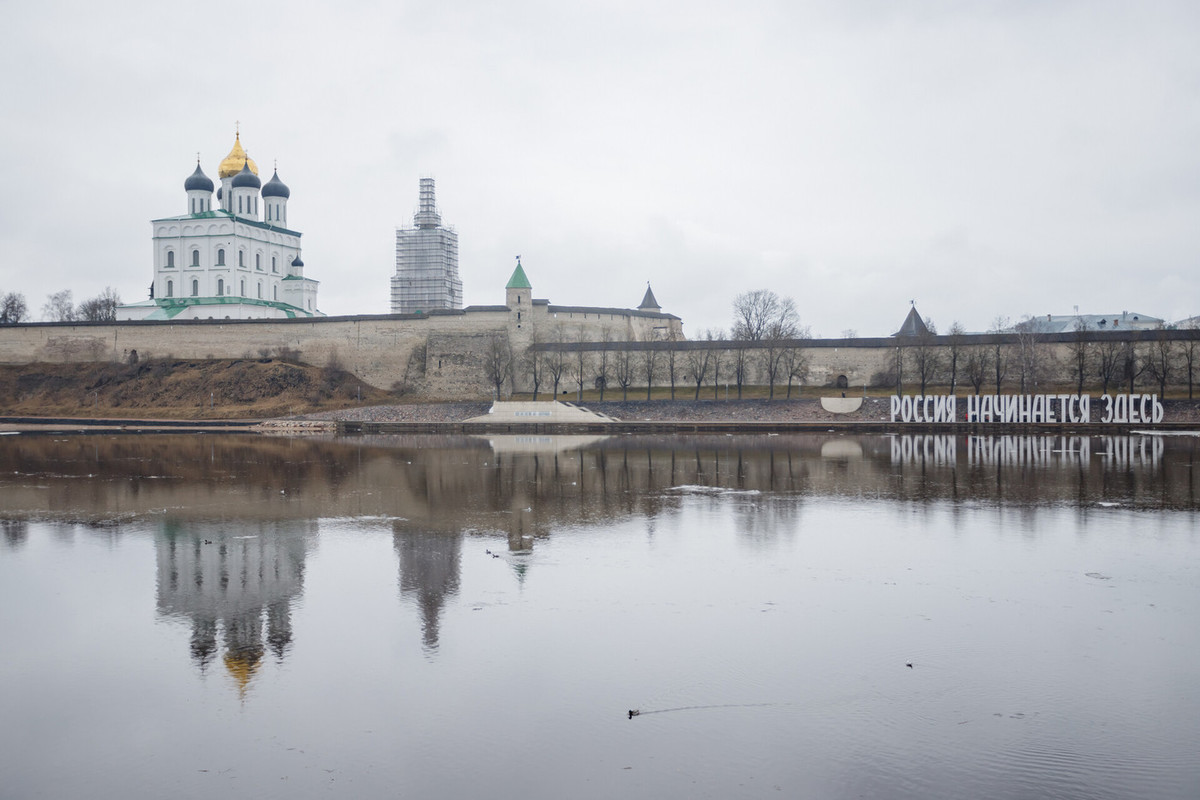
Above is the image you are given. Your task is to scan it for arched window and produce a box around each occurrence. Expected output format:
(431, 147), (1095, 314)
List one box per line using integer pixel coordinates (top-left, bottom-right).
(166, 250), (175, 268)
(217, 278), (224, 296)
(271, 256), (277, 273)
(238, 250), (245, 267)
(257, 282), (263, 299)
(191, 279), (198, 297)
(238, 196), (242, 214)
(216, 248), (225, 266)
(240, 279), (245, 296)
(191, 249), (199, 266)
(166, 280), (173, 297)
(273, 285), (278, 300)
(255, 253), (261, 270)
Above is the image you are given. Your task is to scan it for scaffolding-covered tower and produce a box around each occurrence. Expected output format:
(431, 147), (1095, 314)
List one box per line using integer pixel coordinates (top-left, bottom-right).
(391, 178), (462, 314)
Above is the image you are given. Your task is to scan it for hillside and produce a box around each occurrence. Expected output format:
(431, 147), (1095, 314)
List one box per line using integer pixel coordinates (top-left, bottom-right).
(0, 359), (397, 420)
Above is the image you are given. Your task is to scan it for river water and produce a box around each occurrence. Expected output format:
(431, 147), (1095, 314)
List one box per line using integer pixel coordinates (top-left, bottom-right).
(1, 432), (1198, 799)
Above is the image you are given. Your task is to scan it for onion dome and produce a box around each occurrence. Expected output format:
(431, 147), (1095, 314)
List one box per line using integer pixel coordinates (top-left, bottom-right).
(291, 255), (304, 268)
(184, 162), (214, 192)
(218, 132), (258, 179)
(261, 169), (290, 199)
(231, 161), (261, 189)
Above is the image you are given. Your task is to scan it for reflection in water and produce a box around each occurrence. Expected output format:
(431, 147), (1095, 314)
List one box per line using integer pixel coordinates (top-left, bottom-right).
(2, 431), (1199, 799)
(2, 519), (28, 549)
(155, 520), (316, 692)
(394, 526), (461, 653)
(1, 431), (1198, 672)
(1, 432), (1196, 523)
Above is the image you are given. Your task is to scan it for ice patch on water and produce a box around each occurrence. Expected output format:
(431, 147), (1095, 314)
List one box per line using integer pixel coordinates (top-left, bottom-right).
(666, 485), (762, 496)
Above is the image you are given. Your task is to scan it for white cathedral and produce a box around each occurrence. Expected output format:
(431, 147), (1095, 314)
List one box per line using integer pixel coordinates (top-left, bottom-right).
(117, 132), (321, 321)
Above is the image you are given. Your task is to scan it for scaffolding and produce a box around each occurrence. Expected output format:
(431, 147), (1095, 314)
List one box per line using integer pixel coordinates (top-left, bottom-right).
(391, 178), (463, 314)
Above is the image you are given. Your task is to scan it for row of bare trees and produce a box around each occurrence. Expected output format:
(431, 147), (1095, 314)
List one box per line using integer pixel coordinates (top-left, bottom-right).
(0, 288), (122, 324)
(894, 318), (1200, 398)
(485, 329), (816, 402)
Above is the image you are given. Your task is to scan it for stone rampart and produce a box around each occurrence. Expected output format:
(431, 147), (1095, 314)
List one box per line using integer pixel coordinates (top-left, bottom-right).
(2, 318), (1197, 400)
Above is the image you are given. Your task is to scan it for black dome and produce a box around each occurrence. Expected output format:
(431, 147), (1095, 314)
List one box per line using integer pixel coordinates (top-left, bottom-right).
(184, 163), (214, 192)
(291, 255), (304, 268)
(262, 169), (290, 199)
(231, 162), (261, 189)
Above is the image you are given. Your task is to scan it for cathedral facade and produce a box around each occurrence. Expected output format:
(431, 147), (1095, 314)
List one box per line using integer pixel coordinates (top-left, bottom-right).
(116, 132), (321, 321)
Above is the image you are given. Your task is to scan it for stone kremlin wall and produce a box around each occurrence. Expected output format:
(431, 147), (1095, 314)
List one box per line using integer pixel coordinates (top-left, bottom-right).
(2, 311), (1197, 399)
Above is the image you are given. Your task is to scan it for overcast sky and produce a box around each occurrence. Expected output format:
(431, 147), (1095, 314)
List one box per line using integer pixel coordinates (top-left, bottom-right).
(2, 1), (1198, 336)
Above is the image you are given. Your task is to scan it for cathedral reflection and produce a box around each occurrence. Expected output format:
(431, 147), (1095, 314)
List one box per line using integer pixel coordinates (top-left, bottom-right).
(394, 527), (461, 653)
(155, 520), (316, 694)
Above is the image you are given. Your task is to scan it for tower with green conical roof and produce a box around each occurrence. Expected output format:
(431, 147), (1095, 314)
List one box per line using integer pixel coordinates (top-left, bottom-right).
(506, 256), (532, 315)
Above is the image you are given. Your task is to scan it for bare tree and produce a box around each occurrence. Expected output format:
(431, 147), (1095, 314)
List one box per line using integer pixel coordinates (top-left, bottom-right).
(685, 341), (712, 400)
(1067, 317), (1092, 395)
(1013, 315), (1046, 393)
(483, 334), (513, 399)
(637, 335), (659, 400)
(964, 346), (989, 395)
(1121, 339), (1146, 394)
(731, 289), (798, 341)
(570, 327), (589, 401)
(910, 320), (942, 394)
(524, 327), (544, 401)
(77, 287), (121, 322)
(731, 341), (750, 399)
(1, 292), (29, 324)
(43, 290), (76, 322)
(1180, 321), (1200, 399)
(547, 326), (567, 397)
(593, 327), (613, 401)
(990, 317), (1010, 392)
(708, 329), (727, 400)
(1143, 326), (1176, 397)
(664, 331), (680, 400)
(1096, 337), (1121, 393)
(946, 321), (966, 394)
(613, 345), (635, 401)
(783, 343), (810, 398)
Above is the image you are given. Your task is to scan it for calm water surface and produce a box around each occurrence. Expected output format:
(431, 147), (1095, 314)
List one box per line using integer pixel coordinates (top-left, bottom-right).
(1, 432), (1198, 799)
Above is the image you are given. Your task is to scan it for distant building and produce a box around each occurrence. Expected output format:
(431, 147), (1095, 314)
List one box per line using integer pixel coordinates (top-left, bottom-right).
(391, 178), (462, 314)
(117, 131), (321, 321)
(1014, 312), (1164, 334)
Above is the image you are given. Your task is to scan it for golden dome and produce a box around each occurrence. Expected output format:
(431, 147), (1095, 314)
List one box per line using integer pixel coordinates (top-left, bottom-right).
(218, 132), (259, 179)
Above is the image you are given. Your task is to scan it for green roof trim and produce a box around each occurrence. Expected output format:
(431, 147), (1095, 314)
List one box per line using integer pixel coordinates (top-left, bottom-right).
(506, 261), (531, 290)
(151, 210), (301, 237)
(148, 296), (313, 318)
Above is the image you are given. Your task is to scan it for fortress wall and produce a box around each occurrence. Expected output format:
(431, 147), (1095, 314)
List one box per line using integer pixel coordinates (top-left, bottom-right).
(3, 318), (1195, 399)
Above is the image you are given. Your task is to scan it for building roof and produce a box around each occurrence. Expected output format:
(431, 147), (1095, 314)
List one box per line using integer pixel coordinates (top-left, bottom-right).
(231, 161), (261, 189)
(184, 162), (214, 193)
(506, 260), (531, 290)
(151, 209), (301, 237)
(894, 306), (930, 337)
(218, 131), (258, 179)
(1014, 312), (1164, 333)
(261, 169), (290, 199)
(638, 285), (661, 310)
(547, 304), (680, 321)
(128, 296), (314, 320)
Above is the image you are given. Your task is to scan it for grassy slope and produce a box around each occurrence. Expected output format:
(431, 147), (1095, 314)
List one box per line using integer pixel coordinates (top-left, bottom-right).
(0, 359), (397, 420)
